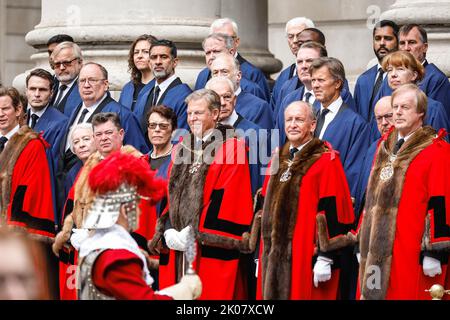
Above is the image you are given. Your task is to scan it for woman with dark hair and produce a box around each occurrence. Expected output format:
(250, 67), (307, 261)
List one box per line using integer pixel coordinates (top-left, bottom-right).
(119, 34), (157, 114)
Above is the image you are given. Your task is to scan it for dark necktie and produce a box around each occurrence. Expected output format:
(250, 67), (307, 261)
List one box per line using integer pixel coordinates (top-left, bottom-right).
(0, 136), (8, 152)
(369, 69), (384, 117)
(30, 114), (39, 129)
(289, 147), (299, 160)
(314, 108), (330, 138)
(152, 86), (161, 106)
(304, 92), (312, 103)
(77, 108), (89, 124)
(393, 138), (405, 155)
(54, 84), (68, 107)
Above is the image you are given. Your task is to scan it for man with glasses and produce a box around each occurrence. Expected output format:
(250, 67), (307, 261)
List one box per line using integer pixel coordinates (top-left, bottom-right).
(55, 62), (148, 224)
(50, 41), (83, 116)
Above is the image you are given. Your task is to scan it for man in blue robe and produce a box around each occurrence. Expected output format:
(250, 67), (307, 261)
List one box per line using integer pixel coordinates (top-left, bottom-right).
(271, 17), (315, 109)
(354, 20), (399, 122)
(399, 24), (450, 118)
(195, 33), (266, 101)
(55, 62), (148, 219)
(310, 57), (369, 197)
(50, 41), (83, 117)
(140, 39), (191, 136)
(210, 53), (274, 130)
(210, 18), (270, 100)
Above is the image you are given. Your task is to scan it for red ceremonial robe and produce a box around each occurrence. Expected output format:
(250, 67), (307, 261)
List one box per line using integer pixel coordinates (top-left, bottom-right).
(257, 139), (355, 300)
(359, 127), (450, 300)
(0, 126), (55, 240)
(157, 126), (254, 300)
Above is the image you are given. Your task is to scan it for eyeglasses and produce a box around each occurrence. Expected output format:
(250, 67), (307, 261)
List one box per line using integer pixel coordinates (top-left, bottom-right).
(148, 122), (171, 130)
(375, 113), (393, 122)
(78, 78), (106, 85)
(52, 58), (78, 69)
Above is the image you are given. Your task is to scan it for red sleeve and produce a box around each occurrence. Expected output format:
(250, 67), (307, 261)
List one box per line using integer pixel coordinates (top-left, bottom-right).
(92, 249), (172, 300)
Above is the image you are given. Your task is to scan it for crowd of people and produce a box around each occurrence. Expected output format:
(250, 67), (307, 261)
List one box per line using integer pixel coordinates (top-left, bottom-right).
(0, 16), (449, 300)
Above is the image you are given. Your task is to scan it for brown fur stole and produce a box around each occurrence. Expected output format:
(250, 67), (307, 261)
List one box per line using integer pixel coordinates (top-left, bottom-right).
(0, 126), (47, 240)
(359, 127), (436, 300)
(261, 138), (327, 300)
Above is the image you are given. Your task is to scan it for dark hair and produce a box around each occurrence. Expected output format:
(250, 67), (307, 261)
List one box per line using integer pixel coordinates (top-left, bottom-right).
(128, 34), (157, 84)
(92, 112), (122, 130)
(399, 24), (427, 43)
(81, 62), (108, 80)
(19, 94), (28, 111)
(299, 41), (328, 57)
(0, 86), (21, 110)
(147, 105), (178, 130)
(300, 28), (326, 45)
(151, 39), (177, 58)
(373, 20), (399, 41)
(46, 34), (74, 47)
(26, 68), (54, 89)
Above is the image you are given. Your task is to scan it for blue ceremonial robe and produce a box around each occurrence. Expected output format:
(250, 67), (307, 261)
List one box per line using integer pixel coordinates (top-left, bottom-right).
(133, 78), (191, 133)
(354, 65), (382, 121)
(119, 79), (155, 112)
(273, 76), (355, 120)
(237, 53), (270, 102)
(270, 63), (296, 113)
(318, 104), (369, 196)
(233, 114), (269, 195)
(235, 91), (274, 130)
(63, 160), (82, 206)
(194, 67), (267, 101)
(421, 61), (450, 119)
(51, 82), (82, 117)
(275, 86), (357, 146)
(353, 139), (378, 221)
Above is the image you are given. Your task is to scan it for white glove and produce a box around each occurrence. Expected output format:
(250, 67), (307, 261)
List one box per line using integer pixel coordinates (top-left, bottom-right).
(157, 274), (202, 300)
(69, 228), (90, 251)
(423, 256), (442, 277)
(356, 253), (361, 264)
(313, 256), (333, 288)
(164, 226), (192, 252)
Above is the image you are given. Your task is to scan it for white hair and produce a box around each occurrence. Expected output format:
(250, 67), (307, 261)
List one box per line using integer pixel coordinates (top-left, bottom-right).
(205, 76), (235, 94)
(285, 17), (315, 34)
(210, 18), (239, 37)
(68, 122), (94, 153)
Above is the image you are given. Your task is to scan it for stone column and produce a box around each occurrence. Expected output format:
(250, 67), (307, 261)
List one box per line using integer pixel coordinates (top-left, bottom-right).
(15, 0), (281, 91)
(381, 0), (450, 77)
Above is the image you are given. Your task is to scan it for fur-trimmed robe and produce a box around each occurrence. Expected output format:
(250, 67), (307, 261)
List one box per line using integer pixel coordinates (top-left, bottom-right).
(0, 126), (55, 240)
(157, 124), (255, 300)
(257, 139), (355, 300)
(359, 127), (450, 300)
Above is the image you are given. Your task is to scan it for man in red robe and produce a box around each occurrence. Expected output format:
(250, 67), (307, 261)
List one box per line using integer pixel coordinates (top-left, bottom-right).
(257, 101), (355, 300)
(152, 89), (257, 300)
(0, 86), (57, 296)
(358, 84), (450, 300)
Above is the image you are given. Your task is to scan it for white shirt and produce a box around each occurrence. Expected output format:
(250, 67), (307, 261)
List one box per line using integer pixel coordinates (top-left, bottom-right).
(28, 105), (48, 127)
(303, 88), (315, 105)
(289, 139), (312, 156)
(234, 86), (242, 97)
(375, 63), (387, 83)
(318, 96), (343, 140)
(65, 93), (107, 150)
(55, 77), (77, 103)
(154, 74), (178, 105)
(220, 109), (239, 127)
(1, 124), (20, 146)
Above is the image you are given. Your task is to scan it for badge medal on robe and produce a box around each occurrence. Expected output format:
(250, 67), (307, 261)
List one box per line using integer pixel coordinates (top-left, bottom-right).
(380, 154), (396, 181)
(280, 159), (294, 182)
